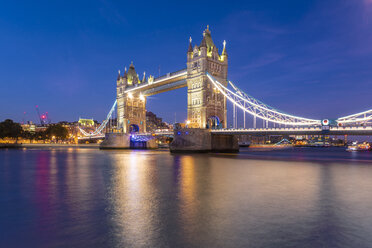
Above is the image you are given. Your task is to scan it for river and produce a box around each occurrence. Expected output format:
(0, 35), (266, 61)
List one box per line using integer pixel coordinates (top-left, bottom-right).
(1, 147), (372, 247)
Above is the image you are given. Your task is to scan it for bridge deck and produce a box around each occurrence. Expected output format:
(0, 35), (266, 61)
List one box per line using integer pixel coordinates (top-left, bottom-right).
(124, 69), (187, 96)
(211, 126), (372, 136)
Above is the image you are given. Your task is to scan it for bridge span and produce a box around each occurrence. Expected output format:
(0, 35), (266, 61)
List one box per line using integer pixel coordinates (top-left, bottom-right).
(76, 26), (372, 152)
(124, 69), (187, 96)
(211, 126), (372, 136)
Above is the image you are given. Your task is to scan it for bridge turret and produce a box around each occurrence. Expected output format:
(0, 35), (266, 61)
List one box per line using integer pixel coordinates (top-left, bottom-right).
(117, 70), (121, 81)
(116, 62), (147, 134)
(199, 32), (207, 57)
(117, 70), (121, 87)
(121, 67), (127, 86)
(187, 36), (193, 61)
(126, 62), (139, 86)
(186, 26), (228, 128)
(221, 40), (227, 60)
(142, 71), (146, 83)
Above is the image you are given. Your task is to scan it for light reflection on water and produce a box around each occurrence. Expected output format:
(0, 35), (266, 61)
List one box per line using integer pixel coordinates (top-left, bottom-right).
(1, 148), (372, 247)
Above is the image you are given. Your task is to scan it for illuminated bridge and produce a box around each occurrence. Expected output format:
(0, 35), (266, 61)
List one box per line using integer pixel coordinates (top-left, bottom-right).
(79, 26), (372, 148)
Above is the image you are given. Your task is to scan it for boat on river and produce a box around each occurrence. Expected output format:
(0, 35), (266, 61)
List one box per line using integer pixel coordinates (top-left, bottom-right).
(347, 142), (371, 151)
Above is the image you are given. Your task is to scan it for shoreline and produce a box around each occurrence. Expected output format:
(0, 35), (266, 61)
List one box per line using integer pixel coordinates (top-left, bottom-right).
(0, 143), (100, 149)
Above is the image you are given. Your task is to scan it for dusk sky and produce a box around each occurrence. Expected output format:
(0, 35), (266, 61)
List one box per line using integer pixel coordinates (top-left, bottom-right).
(1, 0), (371, 126)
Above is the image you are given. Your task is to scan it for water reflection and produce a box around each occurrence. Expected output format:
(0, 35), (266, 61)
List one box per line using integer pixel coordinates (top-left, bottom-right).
(108, 151), (163, 247)
(1, 148), (372, 247)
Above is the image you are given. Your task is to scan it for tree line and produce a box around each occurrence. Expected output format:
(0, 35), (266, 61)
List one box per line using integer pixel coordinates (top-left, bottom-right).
(0, 119), (69, 142)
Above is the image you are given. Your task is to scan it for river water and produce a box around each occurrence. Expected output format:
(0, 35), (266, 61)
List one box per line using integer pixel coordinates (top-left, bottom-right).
(1, 147), (372, 248)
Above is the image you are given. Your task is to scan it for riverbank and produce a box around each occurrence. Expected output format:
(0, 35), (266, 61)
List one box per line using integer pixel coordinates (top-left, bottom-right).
(0, 143), (22, 149)
(248, 144), (293, 149)
(24, 143), (100, 148)
(0, 143), (99, 149)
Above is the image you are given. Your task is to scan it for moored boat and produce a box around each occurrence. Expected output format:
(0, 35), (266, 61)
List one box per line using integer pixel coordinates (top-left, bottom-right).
(347, 142), (371, 151)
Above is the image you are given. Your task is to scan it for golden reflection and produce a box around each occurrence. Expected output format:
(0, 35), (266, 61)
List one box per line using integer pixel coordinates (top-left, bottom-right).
(180, 155), (196, 209)
(179, 155), (198, 236)
(109, 151), (160, 246)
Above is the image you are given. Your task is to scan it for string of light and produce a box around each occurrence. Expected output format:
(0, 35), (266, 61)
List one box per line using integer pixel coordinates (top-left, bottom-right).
(207, 73), (322, 126)
(79, 100), (117, 137)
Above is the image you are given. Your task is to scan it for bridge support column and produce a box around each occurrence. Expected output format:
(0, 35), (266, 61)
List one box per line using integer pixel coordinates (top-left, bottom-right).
(100, 133), (131, 149)
(100, 133), (157, 149)
(170, 128), (239, 153)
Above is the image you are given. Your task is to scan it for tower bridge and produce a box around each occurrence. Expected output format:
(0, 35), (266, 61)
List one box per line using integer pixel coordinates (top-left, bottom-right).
(78, 26), (372, 151)
(115, 26), (228, 134)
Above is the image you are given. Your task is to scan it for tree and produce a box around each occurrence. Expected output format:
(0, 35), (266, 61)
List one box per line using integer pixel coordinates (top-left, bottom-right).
(22, 130), (34, 143)
(0, 119), (23, 141)
(34, 130), (47, 143)
(46, 124), (69, 142)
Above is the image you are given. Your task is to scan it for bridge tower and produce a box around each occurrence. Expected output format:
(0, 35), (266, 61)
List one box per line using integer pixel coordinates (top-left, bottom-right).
(116, 62), (147, 133)
(187, 26), (228, 128)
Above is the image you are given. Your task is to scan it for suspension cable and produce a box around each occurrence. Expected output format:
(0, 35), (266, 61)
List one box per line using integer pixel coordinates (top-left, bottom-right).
(206, 73), (321, 126)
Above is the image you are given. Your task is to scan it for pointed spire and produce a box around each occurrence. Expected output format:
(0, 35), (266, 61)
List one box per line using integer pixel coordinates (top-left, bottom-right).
(123, 66), (127, 78)
(200, 32), (207, 48)
(142, 71), (146, 83)
(188, 36), (193, 53)
(205, 25), (211, 36)
(117, 70), (121, 81)
(222, 40), (227, 55)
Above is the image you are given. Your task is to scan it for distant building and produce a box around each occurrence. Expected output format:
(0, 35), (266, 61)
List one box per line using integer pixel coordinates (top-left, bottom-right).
(146, 111), (169, 132)
(21, 122), (36, 132)
(78, 118), (96, 127)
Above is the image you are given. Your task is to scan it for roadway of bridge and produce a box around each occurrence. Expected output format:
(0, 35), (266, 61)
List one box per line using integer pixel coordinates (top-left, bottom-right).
(124, 69), (187, 96)
(211, 126), (372, 136)
(134, 126), (372, 136)
(79, 127), (372, 140)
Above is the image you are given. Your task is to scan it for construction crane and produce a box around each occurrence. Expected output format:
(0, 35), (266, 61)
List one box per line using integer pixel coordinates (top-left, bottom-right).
(35, 105), (51, 126)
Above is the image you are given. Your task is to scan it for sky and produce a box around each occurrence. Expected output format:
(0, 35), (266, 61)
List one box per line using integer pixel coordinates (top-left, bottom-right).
(0, 0), (371, 126)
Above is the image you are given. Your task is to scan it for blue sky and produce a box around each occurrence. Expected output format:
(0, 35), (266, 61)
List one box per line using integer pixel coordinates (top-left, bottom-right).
(0, 0), (371, 126)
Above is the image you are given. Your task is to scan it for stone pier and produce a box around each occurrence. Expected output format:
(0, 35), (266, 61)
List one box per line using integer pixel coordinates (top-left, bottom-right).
(170, 128), (239, 153)
(99, 133), (157, 149)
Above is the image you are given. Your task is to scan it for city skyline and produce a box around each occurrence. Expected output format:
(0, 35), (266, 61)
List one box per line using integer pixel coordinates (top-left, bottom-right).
(1, 0), (372, 125)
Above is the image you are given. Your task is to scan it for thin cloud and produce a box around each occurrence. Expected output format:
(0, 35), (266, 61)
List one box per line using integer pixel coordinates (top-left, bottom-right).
(240, 53), (285, 70)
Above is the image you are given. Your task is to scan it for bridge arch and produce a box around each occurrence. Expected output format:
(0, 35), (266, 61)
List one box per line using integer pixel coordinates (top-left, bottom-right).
(129, 124), (140, 133)
(207, 116), (221, 129)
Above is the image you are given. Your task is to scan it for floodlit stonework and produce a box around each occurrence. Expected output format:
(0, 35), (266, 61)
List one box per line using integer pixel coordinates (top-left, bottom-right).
(187, 26), (228, 129)
(116, 62), (147, 133)
(116, 26), (228, 134)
